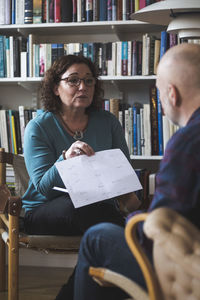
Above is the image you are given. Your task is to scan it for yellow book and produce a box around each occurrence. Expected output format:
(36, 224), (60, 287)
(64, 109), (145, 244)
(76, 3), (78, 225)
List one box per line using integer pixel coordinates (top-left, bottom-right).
(135, 0), (139, 12)
(11, 115), (17, 154)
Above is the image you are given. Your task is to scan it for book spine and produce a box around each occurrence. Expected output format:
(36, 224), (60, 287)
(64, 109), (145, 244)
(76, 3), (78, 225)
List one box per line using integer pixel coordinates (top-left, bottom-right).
(122, 0), (126, 21)
(6, 37), (10, 77)
(133, 106), (137, 155)
(18, 105), (25, 152)
(149, 85), (159, 155)
(117, 0), (122, 20)
(107, 0), (112, 21)
(81, 0), (85, 21)
(0, 110), (9, 152)
(46, 0), (50, 22)
(72, 0), (77, 22)
(21, 51), (27, 78)
(11, 0), (15, 24)
(140, 107), (145, 156)
(0, 0), (5, 24)
(5, 0), (11, 24)
(124, 109), (129, 148)
(160, 31), (168, 58)
(24, 0), (33, 23)
(99, 0), (107, 21)
(135, 0), (139, 11)
(51, 43), (58, 63)
(49, 0), (54, 22)
(111, 0), (116, 21)
(86, 0), (93, 21)
(157, 89), (163, 155)
(109, 98), (119, 119)
(121, 41), (128, 76)
(131, 40), (137, 75)
(139, 0), (146, 9)
(16, 0), (25, 24)
(77, 0), (82, 22)
(136, 112), (141, 155)
(61, 0), (72, 22)
(54, 0), (61, 22)
(33, 0), (42, 23)
(0, 36), (5, 77)
(137, 41), (142, 75)
(92, 0), (98, 21)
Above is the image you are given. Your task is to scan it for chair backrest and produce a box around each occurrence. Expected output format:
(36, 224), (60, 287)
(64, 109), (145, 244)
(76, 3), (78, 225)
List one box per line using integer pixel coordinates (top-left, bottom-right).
(144, 207), (200, 300)
(0, 148), (29, 196)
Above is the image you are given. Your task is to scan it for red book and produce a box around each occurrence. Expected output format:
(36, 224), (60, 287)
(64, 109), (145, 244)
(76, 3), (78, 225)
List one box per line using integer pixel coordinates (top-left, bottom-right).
(139, 0), (146, 9)
(54, 0), (61, 22)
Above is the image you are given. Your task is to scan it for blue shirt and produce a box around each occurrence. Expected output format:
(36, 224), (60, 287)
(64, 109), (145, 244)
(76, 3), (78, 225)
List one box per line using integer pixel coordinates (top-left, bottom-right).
(22, 110), (130, 211)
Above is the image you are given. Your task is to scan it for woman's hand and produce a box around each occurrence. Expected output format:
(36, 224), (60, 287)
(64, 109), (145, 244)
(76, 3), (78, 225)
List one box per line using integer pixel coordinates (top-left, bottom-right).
(63, 141), (95, 160)
(117, 192), (141, 216)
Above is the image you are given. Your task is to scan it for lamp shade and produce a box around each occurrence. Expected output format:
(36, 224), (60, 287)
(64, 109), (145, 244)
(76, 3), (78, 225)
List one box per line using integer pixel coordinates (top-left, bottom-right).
(131, 0), (200, 38)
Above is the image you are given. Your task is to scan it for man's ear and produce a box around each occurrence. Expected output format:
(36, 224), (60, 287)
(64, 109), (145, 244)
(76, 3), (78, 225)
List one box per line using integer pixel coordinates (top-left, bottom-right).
(168, 84), (181, 107)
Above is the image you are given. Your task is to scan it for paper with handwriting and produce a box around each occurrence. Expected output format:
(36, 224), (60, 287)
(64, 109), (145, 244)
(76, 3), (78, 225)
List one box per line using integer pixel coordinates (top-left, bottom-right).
(55, 149), (142, 208)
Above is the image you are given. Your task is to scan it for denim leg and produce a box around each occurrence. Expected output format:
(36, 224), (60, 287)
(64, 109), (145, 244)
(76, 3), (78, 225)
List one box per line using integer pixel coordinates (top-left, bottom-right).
(74, 222), (146, 300)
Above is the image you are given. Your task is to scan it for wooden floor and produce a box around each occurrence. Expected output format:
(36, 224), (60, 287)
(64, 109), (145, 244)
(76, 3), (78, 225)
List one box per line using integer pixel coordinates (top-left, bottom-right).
(0, 266), (73, 300)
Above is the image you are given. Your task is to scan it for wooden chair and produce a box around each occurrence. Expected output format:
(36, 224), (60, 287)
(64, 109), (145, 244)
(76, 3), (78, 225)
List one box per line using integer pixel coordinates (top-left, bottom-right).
(0, 148), (82, 300)
(89, 207), (200, 300)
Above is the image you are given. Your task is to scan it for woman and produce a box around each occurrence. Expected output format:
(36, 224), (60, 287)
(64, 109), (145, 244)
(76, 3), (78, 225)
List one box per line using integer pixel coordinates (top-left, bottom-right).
(22, 54), (140, 299)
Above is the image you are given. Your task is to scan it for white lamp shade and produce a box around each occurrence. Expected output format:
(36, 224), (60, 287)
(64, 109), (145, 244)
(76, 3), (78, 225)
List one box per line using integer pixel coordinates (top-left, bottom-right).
(131, 0), (200, 38)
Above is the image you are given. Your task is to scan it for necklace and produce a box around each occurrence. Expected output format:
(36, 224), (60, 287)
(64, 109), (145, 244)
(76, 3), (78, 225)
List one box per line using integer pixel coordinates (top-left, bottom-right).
(59, 113), (87, 140)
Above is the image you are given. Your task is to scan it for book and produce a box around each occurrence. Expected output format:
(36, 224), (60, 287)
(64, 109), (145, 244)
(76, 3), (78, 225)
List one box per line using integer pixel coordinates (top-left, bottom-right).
(143, 103), (151, 156)
(107, 0), (112, 21)
(121, 41), (128, 76)
(112, 0), (117, 21)
(16, 0), (25, 24)
(72, 0), (77, 22)
(49, 0), (54, 22)
(117, 0), (122, 20)
(24, 0), (33, 24)
(86, 0), (93, 22)
(149, 86), (159, 155)
(160, 31), (168, 59)
(0, 35), (5, 77)
(135, 0), (139, 12)
(0, 0), (5, 25)
(99, 0), (107, 21)
(5, 0), (11, 24)
(18, 105), (25, 152)
(0, 110), (9, 152)
(54, 0), (61, 22)
(61, 0), (72, 22)
(156, 89), (163, 155)
(139, 0), (146, 9)
(33, 0), (42, 23)
(81, 0), (85, 21)
(109, 98), (119, 119)
(77, 0), (82, 22)
(153, 39), (160, 74)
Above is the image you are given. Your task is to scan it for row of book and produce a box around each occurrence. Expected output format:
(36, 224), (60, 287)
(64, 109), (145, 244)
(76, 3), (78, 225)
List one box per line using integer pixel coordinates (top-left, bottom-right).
(0, 107), (43, 155)
(0, 0), (163, 25)
(104, 87), (179, 157)
(0, 31), (178, 78)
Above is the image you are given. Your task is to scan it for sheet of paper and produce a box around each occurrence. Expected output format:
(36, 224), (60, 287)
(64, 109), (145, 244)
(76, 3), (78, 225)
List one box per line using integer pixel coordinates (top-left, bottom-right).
(55, 149), (142, 208)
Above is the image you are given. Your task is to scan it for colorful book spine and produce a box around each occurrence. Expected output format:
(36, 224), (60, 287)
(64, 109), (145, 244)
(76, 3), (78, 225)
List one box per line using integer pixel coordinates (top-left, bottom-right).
(0, 36), (5, 77)
(139, 0), (146, 9)
(33, 0), (42, 23)
(12, 0), (16, 24)
(54, 0), (61, 22)
(49, 0), (54, 22)
(77, 0), (82, 22)
(117, 0), (122, 20)
(149, 85), (159, 155)
(121, 41), (128, 76)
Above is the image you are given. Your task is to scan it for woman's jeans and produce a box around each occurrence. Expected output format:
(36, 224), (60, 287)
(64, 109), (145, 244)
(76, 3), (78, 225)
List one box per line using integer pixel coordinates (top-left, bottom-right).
(24, 194), (125, 235)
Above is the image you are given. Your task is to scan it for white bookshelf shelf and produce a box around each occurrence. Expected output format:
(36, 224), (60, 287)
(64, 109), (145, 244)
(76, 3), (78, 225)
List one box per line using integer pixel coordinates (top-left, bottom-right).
(131, 155), (163, 160)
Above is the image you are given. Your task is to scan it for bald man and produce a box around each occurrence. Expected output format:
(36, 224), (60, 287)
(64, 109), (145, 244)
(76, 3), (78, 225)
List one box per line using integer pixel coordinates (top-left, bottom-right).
(56, 43), (200, 300)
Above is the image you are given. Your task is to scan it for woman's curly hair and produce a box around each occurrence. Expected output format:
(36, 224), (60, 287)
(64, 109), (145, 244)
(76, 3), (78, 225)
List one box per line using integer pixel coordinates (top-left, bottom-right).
(40, 54), (104, 113)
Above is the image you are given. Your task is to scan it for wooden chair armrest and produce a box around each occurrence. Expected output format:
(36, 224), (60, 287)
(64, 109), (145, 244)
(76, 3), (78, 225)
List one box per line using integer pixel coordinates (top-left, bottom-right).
(89, 267), (148, 300)
(125, 213), (162, 300)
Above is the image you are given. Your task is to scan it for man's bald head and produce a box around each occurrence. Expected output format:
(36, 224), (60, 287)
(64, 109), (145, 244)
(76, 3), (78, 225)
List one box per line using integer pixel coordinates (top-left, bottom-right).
(156, 43), (200, 126)
(157, 43), (200, 96)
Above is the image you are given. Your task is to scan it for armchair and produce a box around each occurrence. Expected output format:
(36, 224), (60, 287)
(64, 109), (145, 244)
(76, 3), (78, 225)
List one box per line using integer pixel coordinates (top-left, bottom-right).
(89, 207), (200, 300)
(0, 148), (81, 300)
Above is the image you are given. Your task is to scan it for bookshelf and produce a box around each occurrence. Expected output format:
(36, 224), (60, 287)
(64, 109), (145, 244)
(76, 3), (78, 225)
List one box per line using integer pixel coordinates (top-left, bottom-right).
(0, 19), (165, 169)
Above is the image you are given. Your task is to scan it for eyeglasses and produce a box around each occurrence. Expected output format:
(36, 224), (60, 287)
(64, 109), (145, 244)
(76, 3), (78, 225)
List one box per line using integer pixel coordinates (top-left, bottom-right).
(60, 76), (96, 87)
